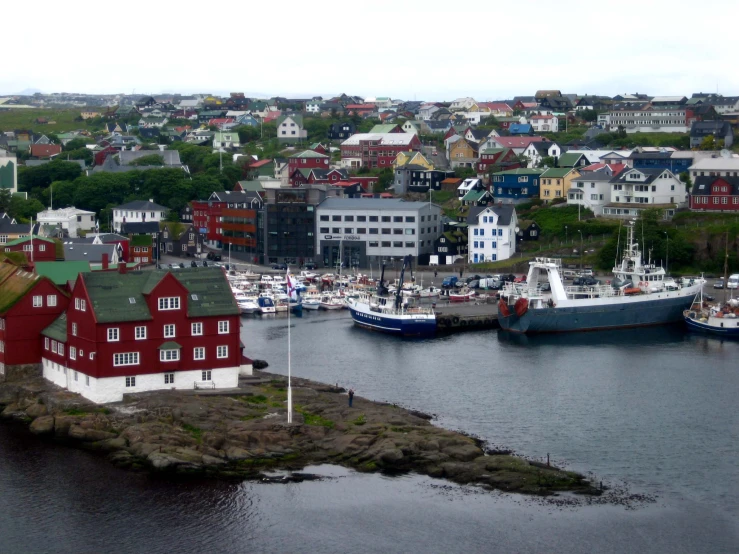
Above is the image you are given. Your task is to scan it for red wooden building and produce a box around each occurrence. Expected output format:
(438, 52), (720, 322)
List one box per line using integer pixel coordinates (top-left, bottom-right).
(3, 236), (58, 262)
(192, 189), (262, 253)
(0, 264), (69, 379)
(690, 176), (739, 211)
(340, 133), (421, 169)
(41, 264), (250, 403)
(287, 150), (329, 185)
(476, 148), (522, 176)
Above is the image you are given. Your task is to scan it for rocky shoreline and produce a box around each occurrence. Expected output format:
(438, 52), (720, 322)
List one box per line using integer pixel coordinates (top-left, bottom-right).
(0, 370), (602, 497)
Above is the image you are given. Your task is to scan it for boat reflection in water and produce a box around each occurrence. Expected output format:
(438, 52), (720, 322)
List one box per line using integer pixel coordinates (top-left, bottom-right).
(496, 323), (689, 348)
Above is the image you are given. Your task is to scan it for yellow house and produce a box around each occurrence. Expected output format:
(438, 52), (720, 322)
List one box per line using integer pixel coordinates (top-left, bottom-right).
(80, 111), (101, 120)
(539, 167), (580, 203)
(394, 151), (433, 170)
(449, 139), (479, 169)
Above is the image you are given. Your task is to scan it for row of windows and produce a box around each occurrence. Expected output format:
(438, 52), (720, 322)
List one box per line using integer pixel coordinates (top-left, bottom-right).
(367, 241), (416, 248)
(114, 347), (228, 367)
(320, 214), (418, 223)
(125, 370), (213, 388)
(107, 321), (229, 342)
(32, 295), (57, 308)
(21, 243), (46, 252)
(472, 254), (497, 262)
(473, 241), (498, 249)
(473, 228), (504, 236)
(694, 196), (738, 205)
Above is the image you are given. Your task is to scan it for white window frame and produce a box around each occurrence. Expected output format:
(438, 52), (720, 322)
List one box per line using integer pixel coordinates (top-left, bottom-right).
(164, 373), (175, 384)
(125, 376), (136, 387)
(217, 345), (228, 359)
(202, 370), (212, 381)
(107, 328), (119, 342)
(58, 344), (64, 356)
(191, 322), (203, 336)
(114, 352), (140, 367)
(72, 322), (77, 336)
(218, 320), (229, 334)
(163, 324), (175, 338)
(70, 346), (76, 360)
(33, 296), (43, 308)
(135, 326), (147, 340)
(194, 347), (205, 360)
(44, 337), (50, 350)
(160, 349), (180, 362)
(158, 297), (180, 311)
(47, 295), (57, 307)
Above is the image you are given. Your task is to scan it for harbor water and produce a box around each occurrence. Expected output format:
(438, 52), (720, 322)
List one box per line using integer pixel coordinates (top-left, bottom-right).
(1, 310), (738, 553)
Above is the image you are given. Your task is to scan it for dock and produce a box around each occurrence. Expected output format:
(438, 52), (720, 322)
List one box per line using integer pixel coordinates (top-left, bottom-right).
(432, 297), (500, 332)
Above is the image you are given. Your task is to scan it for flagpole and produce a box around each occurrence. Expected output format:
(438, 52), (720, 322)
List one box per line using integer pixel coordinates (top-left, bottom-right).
(286, 267), (293, 424)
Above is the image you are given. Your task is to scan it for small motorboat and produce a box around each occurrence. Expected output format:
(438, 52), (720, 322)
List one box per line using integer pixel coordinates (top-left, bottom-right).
(449, 287), (475, 303)
(320, 294), (344, 310)
(238, 297), (259, 314)
(420, 286), (441, 298)
(257, 296), (276, 314)
(302, 296), (321, 310)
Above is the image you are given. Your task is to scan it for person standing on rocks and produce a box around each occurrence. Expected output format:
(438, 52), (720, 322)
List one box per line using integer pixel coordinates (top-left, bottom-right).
(348, 389), (354, 407)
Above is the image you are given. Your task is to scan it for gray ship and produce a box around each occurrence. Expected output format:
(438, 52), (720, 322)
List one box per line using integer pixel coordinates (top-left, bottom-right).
(498, 223), (704, 334)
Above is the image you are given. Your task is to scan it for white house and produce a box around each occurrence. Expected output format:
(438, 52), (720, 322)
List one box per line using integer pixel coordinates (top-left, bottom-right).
(113, 199), (168, 233)
(416, 104), (440, 121)
(567, 166), (623, 215)
(450, 97), (477, 111)
(523, 142), (562, 167)
(402, 120), (420, 135)
(467, 204), (517, 264)
(602, 168), (687, 219)
(36, 207), (96, 238)
(277, 115), (307, 143)
(457, 177), (484, 198)
(213, 131), (241, 150)
(305, 101), (321, 113)
(529, 114), (558, 133)
(688, 154), (739, 180)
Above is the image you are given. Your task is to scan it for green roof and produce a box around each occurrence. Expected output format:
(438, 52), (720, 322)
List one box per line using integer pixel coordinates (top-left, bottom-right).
(480, 147), (505, 155)
(298, 168), (311, 178)
(82, 267), (238, 323)
(130, 235), (152, 247)
(462, 189), (487, 202)
(557, 153), (587, 167)
(540, 168), (576, 178)
(34, 261), (90, 285)
(157, 341), (182, 350)
(42, 313), (67, 342)
(369, 124), (399, 133)
(237, 180), (265, 192)
(3, 235), (55, 247)
(289, 150), (327, 159)
(0, 264), (39, 314)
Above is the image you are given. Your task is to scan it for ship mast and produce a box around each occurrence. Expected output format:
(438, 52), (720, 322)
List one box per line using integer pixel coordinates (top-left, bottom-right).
(724, 231), (729, 304)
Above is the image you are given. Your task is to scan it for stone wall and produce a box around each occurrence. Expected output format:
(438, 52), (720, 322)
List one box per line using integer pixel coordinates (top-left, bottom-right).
(1, 363), (41, 384)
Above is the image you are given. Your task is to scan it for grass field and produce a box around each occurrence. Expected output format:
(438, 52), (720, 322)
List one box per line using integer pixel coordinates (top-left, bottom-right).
(0, 108), (92, 133)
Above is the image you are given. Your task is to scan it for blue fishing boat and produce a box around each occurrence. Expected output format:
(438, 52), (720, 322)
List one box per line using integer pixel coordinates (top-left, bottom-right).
(346, 255), (436, 337)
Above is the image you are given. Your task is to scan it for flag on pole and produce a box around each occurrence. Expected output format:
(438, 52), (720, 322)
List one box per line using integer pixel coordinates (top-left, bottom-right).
(286, 268), (297, 301)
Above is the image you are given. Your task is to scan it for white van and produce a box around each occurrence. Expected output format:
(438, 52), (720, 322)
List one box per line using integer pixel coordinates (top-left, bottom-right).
(562, 270), (578, 280)
(727, 274), (739, 289)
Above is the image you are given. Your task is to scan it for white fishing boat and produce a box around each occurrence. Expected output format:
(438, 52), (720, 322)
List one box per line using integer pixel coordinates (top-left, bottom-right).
(302, 296), (321, 310)
(449, 287), (475, 303)
(498, 222), (704, 333)
(420, 286), (441, 298)
(238, 297), (260, 314)
(320, 294), (345, 310)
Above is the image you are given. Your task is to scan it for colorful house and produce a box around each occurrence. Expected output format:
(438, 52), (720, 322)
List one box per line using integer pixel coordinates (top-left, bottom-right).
(3, 236), (58, 262)
(490, 169), (544, 203)
(0, 264), (69, 380)
(539, 167), (580, 203)
(41, 266), (250, 403)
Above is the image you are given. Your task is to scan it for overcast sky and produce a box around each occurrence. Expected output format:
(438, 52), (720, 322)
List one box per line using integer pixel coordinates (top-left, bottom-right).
(3, 0), (738, 100)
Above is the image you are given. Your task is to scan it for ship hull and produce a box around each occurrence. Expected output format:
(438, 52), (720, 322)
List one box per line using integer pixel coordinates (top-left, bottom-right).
(349, 305), (436, 337)
(499, 293), (697, 334)
(684, 316), (739, 337)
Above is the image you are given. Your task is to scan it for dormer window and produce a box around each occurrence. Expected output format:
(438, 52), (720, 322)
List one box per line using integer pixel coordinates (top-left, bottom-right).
(158, 297), (180, 311)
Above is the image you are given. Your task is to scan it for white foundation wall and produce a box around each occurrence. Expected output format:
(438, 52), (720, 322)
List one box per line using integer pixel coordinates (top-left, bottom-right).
(42, 361), (240, 404)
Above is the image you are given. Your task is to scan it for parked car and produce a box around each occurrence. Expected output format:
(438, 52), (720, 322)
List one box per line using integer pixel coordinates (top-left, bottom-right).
(513, 275), (527, 283)
(271, 262), (288, 271)
(190, 260), (198, 267)
(578, 269), (594, 277)
(468, 279), (480, 289)
(499, 274), (516, 283)
(179, 262), (185, 268)
(573, 276), (600, 287)
(206, 252), (222, 261)
(714, 279), (725, 289)
(304, 262), (317, 270)
(441, 276), (458, 288)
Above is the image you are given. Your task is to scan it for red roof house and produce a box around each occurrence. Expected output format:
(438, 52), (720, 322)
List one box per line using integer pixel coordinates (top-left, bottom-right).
(30, 144), (62, 159)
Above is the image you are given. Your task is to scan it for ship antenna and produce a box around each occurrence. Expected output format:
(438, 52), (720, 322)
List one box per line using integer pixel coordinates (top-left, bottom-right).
(615, 221), (622, 268)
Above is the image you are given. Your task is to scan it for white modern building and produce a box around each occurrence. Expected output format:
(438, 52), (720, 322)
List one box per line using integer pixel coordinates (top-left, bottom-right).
(112, 199), (168, 233)
(315, 198), (442, 267)
(467, 204), (517, 264)
(688, 154), (739, 180)
(36, 207), (96, 238)
(529, 114), (559, 133)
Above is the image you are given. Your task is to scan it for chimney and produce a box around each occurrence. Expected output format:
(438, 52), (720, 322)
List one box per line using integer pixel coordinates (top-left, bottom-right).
(118, 261), (127, 274)
(102, 253), (109, 270)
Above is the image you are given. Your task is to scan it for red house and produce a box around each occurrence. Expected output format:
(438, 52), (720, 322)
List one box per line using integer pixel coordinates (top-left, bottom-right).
(287, 150), (329, 185)
(41, 265), (250, 403)
(340, 133), (421, 169)
(30, 144), (62, 159)
(94, 146), (118, 166)
(3, 236), (58, 262)
(192, 189), (262, 250)
(690, 176), (739, 212)
(0, 264), (69, 379)
(476, 148), (522, 176)
(344, 104), (376, 116)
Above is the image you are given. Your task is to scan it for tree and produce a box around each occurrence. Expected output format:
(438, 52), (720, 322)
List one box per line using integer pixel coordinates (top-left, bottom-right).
(63, 138), (90, 151)
(0, 188), (11, 214)
(8, 195), (44, 222)
(538, 156), (556, 168)
(680, 171), (693, 193)
(580, 109), (598, 122)
(698, 134), (724, 151)
(128, 154), (165, 166)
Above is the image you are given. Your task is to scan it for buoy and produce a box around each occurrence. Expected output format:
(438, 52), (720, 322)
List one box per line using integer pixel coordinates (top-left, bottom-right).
(498, 299), (511, 317)
(514, 297), (529, 318)
(452, 316), (460, 324)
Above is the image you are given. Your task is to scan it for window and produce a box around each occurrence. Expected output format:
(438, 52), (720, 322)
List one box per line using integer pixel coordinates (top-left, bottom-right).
(70, 346), (77, 360)
(369, 215), (378, 222)
(85, 375), (89, 386)
(39, 244), (46, 252)
(160, 349), (180, 362)
(164, 324), (175, 338)
(74, 371), (78, 382)
(344, 215), (354, 222)
(47, 295), (57, 307)
(202, 370), (212, 381)
(498, 229), (503, 236)
(381, 241), (391, 247)
(135, 326), (146, 340)
(217, 346), (228, 359)
(320, 215), (329, 221)
(393, 241), (403, 248)
(382, 216), (391, 222)
(345, 228), (354, 234)
(393, 228), (402, 235)
(320, 227), (329, 233)
(114, 353), (140, 366)
(23, 244), (32, 252)
(181, 244), (187, 252)
(158, 297), (180, 310)
(357, 215), (367, 222)
(382, 228), (391, 235)
(191, 322), (203, 336)
(332, 215), (341, 221)
(108, 328), (119, 342)
(405, 216), (416, 222)
(164, 373), (175, 384)
(218, 321), (229, 334)
(405, 242), (415, 248)
(45, 337), (49, 350)
(194, 347), (205, 360)
(33, 296), (42, 307)
(332, 227), (341, 234)
(356, 228), (367, 234)
(125, 376), (136, 387)
(369, 241), (379, 247)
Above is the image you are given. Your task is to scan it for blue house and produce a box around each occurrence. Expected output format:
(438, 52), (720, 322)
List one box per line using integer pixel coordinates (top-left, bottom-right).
(236, 114), (260, 127)
(491, 168), (544, 203)
(509, 123), (533, 135)
(629, 151), (693, 174)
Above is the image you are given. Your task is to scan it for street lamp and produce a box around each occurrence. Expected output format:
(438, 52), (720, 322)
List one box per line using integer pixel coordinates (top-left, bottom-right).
(578, 230), (583, 270)
(565, 225), (568, 246)
(664, 231), (669, 275)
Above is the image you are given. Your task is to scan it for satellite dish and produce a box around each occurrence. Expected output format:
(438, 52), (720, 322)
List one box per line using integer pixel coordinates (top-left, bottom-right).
(515, 227), (520, 233)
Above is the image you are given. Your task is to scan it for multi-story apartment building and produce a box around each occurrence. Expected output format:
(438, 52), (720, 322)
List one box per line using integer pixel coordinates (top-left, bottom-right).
(315, 198), (442, 268)
(608, 106), (697, 134)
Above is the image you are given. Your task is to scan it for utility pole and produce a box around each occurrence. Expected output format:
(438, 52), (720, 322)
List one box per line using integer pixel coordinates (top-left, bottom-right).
(579, 230), (583, 270)
(664, 231), (669, 275)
